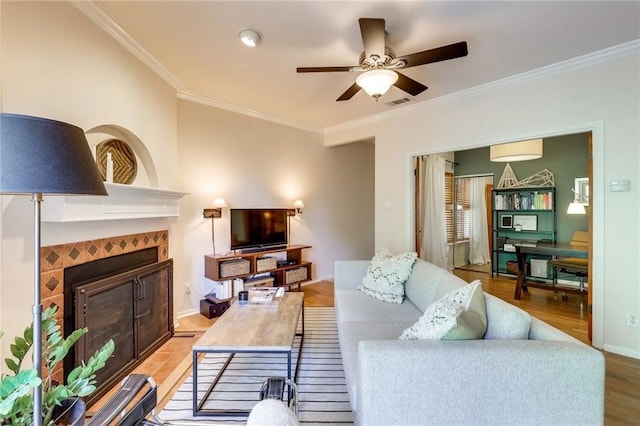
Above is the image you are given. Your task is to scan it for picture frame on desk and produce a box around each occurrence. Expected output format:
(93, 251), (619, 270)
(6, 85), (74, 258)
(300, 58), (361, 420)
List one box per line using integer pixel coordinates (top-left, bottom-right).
(513, 214), (537, 231)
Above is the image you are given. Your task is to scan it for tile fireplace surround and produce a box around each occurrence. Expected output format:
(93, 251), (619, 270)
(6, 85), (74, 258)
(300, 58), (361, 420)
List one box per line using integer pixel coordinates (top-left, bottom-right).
(40, 229), (169, 312)
(39, 230), (169, 380)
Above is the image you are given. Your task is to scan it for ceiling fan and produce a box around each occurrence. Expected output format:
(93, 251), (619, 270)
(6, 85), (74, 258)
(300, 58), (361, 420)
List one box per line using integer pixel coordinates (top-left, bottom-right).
(297, 18), (468, 101)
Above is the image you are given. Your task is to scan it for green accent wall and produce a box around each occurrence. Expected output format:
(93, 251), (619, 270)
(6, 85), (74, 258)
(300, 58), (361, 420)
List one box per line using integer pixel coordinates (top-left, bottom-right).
(454, 133), (589, 243)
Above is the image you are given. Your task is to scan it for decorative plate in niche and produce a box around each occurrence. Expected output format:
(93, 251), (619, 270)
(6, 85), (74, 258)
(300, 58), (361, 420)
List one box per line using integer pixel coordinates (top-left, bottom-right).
(97, 139), (137, 184)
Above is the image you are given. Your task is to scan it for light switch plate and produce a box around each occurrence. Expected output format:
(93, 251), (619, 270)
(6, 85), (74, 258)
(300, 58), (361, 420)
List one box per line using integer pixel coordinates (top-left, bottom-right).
(610, 180), (630, 192)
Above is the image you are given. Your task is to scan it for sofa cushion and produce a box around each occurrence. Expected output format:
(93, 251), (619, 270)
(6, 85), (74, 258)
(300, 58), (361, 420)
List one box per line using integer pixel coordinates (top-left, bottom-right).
(335, 289), (422, 324)
(404, 259), (468, 313)
(337, 320), (415, 411)
(399, 280), (487, 340)
(484, 293), (532, 339)
(403, 259), (447, 312)
(358, 248), (417, 304)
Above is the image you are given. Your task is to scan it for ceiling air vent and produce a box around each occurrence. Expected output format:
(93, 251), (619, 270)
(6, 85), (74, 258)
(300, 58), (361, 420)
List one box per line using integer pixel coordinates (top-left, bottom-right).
(385, 97), (413, 106)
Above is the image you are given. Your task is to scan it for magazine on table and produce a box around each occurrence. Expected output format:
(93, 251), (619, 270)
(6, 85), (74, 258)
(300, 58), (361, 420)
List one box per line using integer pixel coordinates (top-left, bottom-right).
(247, 287), (284, 305)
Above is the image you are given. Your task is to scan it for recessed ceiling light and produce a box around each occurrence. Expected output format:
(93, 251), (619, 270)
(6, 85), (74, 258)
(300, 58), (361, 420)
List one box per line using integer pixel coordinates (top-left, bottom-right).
(238, 29), (261, 47)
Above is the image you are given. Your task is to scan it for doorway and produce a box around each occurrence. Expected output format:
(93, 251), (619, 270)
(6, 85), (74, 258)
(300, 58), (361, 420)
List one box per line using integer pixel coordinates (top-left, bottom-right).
(413, 133), (593, 337)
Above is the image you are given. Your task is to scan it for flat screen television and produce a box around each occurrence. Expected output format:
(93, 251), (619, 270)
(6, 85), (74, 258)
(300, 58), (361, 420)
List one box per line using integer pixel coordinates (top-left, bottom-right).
(230, 208), (288, 251)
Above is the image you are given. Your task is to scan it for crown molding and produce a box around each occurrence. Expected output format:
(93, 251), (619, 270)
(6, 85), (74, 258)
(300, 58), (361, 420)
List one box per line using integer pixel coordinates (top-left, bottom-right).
(70, 1), (183, 90)
(177, 91), (324, 134)
(72, 1), (323, 134)
(324, 39), (640, 136)
(70, 2), (637, 136)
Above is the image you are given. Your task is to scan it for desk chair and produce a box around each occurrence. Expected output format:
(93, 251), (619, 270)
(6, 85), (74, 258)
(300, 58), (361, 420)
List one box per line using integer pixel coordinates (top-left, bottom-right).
(550, 231), (589, 299)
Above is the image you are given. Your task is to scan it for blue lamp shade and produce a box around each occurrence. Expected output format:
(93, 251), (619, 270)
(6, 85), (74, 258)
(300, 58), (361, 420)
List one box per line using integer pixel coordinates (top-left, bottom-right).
(0, 113), (107, 195)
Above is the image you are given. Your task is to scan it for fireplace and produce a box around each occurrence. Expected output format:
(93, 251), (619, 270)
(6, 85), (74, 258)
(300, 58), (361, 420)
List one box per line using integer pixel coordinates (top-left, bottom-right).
(40, 230), (173, 406)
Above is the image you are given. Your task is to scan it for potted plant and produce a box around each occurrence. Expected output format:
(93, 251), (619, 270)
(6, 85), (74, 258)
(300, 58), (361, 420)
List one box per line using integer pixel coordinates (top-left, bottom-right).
(0, 306), (115, 425)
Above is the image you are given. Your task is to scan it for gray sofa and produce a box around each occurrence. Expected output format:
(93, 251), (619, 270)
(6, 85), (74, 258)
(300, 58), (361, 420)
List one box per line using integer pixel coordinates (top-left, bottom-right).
(334, 258), (605, 426)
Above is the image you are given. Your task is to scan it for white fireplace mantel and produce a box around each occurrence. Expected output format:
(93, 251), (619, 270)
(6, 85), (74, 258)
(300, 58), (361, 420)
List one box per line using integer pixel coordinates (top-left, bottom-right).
(42, 183), (189, 222)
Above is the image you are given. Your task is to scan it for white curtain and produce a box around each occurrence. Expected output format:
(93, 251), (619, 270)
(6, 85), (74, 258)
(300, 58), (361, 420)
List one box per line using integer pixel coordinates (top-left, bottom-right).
(421, 155), (449, 269)
(468, 176), (492, 265)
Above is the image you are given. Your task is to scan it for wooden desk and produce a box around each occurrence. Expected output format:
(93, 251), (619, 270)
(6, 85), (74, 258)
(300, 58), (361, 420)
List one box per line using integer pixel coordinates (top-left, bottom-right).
(514, 243), (588, 300)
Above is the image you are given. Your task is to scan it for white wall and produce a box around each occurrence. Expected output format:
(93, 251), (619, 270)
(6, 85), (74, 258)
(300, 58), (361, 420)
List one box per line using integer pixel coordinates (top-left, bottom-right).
(0, 2), (179, 361)
(176, 99), (374, 315)
(325, 46), (640, 358)
(0, 2), (376, 362)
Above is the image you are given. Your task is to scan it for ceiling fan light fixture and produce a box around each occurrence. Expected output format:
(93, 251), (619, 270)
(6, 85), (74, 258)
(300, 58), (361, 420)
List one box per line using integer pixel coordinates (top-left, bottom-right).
(238, 29), (261, 47)
(356, 69), (398, 99)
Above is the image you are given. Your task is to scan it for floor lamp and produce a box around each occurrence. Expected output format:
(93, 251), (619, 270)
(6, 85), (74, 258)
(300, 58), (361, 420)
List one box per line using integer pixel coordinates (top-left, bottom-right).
(0, 113), (107, 426)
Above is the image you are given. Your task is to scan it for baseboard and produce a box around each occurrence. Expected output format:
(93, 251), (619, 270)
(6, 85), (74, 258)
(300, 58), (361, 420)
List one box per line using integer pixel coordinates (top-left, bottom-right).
(176, 308), (198, 319)
(301, 274), (334, 287)
(603, 344), (640, 360)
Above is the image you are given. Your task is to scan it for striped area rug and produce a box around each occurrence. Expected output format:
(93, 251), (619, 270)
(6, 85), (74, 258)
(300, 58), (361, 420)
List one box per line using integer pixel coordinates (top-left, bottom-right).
(158, 307), (353, 425)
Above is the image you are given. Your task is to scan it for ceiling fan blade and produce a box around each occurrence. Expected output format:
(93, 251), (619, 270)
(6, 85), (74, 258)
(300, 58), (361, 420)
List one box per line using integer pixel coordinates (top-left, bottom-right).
(395, 41), (468, 68)
(337, 83), (361, 101)
(393, 71), (428, 96)
(359, 18), (386, 60)
(297, 66), (355, 73)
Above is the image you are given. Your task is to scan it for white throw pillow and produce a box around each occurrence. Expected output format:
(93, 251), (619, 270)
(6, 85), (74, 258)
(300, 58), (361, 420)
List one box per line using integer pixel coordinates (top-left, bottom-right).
(358, 248), (417, 304)
(399, 280), (487, 340)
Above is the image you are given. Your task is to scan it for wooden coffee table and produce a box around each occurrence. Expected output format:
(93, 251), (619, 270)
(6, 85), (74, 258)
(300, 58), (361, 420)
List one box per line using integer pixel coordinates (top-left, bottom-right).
(191, 292), (304, 417)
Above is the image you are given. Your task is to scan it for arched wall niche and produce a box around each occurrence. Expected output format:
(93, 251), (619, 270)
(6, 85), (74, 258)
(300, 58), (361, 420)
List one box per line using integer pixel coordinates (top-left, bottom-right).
(86, 124), (159, 188)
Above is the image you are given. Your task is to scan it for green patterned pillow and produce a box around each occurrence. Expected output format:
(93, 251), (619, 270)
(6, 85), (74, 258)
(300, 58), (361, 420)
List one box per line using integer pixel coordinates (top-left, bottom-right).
(399, 280), (487, 340)
(358, 248), (417, 304)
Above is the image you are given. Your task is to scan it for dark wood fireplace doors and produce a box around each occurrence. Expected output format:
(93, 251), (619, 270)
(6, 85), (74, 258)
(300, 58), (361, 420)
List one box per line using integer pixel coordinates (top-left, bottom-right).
(68, 255), (173, 406)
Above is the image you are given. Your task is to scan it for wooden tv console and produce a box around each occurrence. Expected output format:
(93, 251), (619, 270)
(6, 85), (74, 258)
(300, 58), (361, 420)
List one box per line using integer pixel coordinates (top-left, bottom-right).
(204, 244), (312, 291)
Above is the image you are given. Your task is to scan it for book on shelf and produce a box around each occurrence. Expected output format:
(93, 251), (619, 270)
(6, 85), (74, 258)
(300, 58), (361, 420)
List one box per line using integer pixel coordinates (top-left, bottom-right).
(233, 278), (244, 296)
(205, 279), (236, 300)
(494, 190), (553, 210)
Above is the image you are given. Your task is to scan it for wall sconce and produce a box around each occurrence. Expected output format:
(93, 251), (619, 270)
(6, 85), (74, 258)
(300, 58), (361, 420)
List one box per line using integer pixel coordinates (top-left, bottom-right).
(286, 200), (304, 244)
(490, 139), (543, 162)
(203, 198), (227, 254)
(203, 198), (227, 219)
(287, 200), (305, 216)
(293, 199), (305, 214)
(202, 208), (222, 218)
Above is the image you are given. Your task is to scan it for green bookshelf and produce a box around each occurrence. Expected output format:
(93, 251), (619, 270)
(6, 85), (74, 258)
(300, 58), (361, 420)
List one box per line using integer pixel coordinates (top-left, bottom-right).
(492, 187), (557, 279)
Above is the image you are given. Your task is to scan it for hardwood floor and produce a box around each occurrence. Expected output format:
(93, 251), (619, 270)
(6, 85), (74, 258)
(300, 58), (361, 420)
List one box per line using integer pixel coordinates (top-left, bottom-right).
(454, 270), (640, 425)
(91, 277), (639, 424)
(454, 269), (590, 344)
